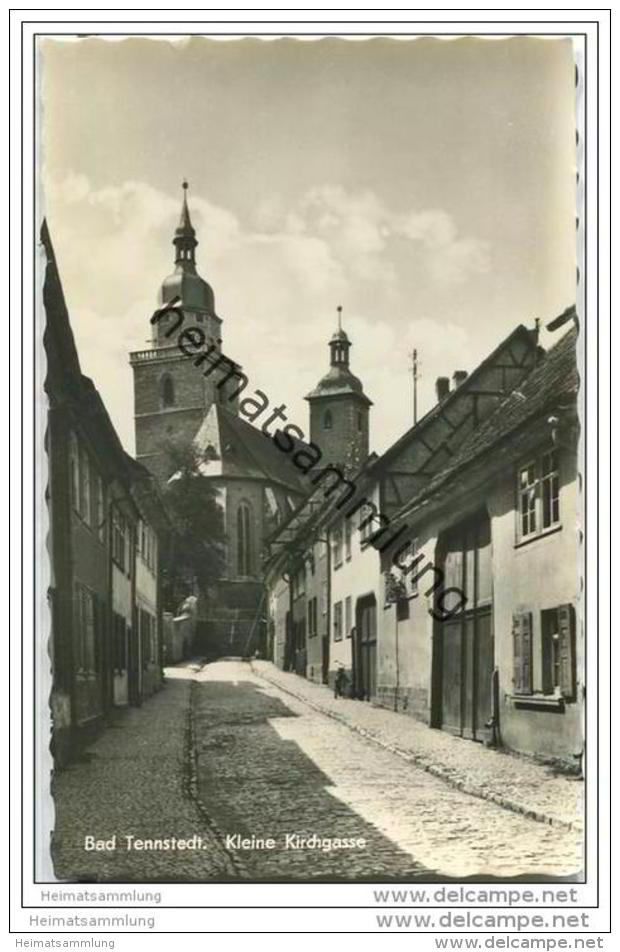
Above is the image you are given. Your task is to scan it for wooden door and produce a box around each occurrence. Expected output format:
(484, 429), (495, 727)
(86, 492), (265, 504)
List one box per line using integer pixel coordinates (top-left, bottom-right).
(434, 510), (493, 741)
(440, 615), (463, 734)
(474, 608), (494, 739)
(358, 596), (377, 701)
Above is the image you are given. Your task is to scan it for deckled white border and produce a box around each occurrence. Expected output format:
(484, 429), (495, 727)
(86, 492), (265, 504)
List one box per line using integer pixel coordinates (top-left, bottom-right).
(12, 9), (610, 939)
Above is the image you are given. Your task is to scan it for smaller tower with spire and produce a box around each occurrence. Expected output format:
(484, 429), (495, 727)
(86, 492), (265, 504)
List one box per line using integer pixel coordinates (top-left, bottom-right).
(305, 307), (372, 470)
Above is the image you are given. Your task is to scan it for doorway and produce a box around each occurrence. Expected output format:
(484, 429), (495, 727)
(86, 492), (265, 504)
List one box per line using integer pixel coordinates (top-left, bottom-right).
(354, 594), (377, 701)
(432, 510), (494, 741)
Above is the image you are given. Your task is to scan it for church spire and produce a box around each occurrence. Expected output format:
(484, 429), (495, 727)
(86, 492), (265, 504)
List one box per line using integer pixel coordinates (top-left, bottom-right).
(329, 304), (351, 367)
(173, 181), (197, 272)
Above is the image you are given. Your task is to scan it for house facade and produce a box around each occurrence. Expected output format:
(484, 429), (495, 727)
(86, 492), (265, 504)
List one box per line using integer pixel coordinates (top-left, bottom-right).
(43, 222), (170, 765)
(264, 314), (581, 765)
(379, 326), (581, 762)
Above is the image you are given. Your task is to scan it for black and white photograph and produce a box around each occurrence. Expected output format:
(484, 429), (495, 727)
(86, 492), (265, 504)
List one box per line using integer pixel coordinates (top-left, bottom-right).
(37, 32), (586, 888)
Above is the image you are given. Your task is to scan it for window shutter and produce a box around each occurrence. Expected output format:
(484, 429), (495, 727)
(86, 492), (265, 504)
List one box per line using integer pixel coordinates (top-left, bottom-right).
(557, 603), (576, 700)
(541, 615), (553, 695)
(513, 611), (532, 695)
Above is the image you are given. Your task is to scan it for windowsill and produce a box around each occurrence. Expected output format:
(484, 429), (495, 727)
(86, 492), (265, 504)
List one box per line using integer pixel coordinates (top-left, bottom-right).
(514, 523), (563, 549)
(510, 693), (566, 712)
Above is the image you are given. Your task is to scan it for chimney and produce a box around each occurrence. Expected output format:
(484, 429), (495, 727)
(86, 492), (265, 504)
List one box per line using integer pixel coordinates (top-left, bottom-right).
(435, 376), (450, 402)
(453, 370), (468, 388)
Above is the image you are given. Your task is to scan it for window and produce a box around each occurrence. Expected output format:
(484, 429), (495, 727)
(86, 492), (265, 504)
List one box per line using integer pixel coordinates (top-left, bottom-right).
(307, 597), (318, 638)
(113, 612), (128, 673)
(541, 605), (576, 699)
(265, 487), (279, 521)
(74, 584), (97, 673)
(359, 503), (380, 545)
(333, 601), (343, 641)
(69, 432), (95, 526)
(323, 409), (333, 430)
(518, 464), (537, 539)
(112, 510), (128, 573)
(541, 450), (560, 529)
(345, 596), (352, 639)
(292, 566), (306, 599)
(79, 445), (91, 523)
(321, 580), (328, 615)
(357, 412), (363, 432)
(96, 476), (105, 542)
(237, 502), (253, 575)
(138, 521), (157, 571)
(513, 605), (576, 700)
(69, 432), (80, 512)
(149, 527), (157, 571)
(140, 608), (157, 669)
(395, 538), (420, 595)
(161, 374), (175, 408)
(344, 518), (352, 561)
(332, 526), (343, 569)
(517, 450), (560, 541)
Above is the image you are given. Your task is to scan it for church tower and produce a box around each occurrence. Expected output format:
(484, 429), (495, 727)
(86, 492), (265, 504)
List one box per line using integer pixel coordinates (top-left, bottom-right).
(130, 182), (238, 483)
(305, 307), (372, 470)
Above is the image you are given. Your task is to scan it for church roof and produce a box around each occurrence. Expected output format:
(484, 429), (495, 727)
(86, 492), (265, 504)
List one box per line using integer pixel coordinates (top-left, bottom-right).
(160, 269), (216, 313)
(305, 364), (372, 404)
(191, 404), (307, 495)
(160, 182), (217, 314)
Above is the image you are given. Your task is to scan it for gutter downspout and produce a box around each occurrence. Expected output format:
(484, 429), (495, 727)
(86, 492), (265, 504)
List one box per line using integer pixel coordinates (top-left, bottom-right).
(394, 605), (400, 712)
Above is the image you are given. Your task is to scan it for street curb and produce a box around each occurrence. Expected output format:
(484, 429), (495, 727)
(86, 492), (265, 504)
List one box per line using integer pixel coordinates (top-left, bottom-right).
(249, 662), (581, 835)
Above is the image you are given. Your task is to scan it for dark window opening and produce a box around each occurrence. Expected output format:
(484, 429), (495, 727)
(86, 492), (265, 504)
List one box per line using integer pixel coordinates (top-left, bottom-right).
(237, 502), (253, 576)
(161, 375), (175, 408)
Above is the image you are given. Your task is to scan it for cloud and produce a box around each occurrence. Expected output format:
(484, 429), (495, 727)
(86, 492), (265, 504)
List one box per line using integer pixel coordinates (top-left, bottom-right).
(42, 174), (491, 454)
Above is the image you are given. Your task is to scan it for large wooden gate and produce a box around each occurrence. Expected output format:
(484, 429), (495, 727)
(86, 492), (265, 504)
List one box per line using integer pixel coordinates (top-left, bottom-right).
(433, 510), (494, 741)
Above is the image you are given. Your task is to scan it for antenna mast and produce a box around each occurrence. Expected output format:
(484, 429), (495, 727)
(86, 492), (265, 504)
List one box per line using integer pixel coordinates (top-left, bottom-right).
(410, 349), (419, 424)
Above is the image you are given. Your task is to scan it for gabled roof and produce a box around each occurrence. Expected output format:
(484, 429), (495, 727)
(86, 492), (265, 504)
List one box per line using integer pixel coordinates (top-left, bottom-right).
(262, 320), (554, 572)
(41, 219), (83, 398)
(363, 323), (540, 479)
(192, 404), (308, 495)
(389, 325), (578, 527)
(123, 452), (173, 531)
(42, 220), (166, 505)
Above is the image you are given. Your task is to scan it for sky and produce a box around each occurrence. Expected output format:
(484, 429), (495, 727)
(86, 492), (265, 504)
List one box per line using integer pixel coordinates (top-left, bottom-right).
(40, 35), (577, 455)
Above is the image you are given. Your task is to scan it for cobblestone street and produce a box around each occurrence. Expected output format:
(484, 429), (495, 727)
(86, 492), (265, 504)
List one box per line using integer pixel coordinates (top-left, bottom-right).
(52, 660), (583, 883)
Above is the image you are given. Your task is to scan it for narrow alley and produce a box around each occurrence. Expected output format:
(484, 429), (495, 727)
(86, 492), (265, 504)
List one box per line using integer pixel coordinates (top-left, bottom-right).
(52, 661), (583, 883)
